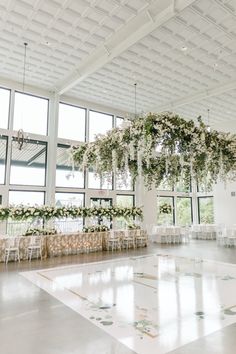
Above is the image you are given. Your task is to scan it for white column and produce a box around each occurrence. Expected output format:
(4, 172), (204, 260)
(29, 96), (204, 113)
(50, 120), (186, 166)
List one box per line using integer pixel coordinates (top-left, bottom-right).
(136, 177), (157, 233)
(45, 93), (59, 205)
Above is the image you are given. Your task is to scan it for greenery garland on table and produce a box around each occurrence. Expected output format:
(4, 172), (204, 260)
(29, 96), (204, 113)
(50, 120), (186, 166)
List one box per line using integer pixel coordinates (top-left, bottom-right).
(82, 225), (109, 233)
(71, 112), (236, 189)
(23, 227), (58, 236)
(0, 206), (143, 221)
(127, 223), (141, 230)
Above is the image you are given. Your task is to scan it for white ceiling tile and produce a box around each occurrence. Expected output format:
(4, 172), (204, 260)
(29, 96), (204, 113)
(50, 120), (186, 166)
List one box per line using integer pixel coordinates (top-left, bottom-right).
(0, 0), (235, 129)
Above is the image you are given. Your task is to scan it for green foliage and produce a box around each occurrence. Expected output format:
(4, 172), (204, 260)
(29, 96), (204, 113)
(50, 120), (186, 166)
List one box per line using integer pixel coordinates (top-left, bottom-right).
(159, 203), (172, 214)
(23, 227), (57, 236)
(0, 205), (143, 221)
(176, 198), (192, 226)
(71, 112), (236, 189)
(199, 198), (214, 224)
(82, 225), (109, 233)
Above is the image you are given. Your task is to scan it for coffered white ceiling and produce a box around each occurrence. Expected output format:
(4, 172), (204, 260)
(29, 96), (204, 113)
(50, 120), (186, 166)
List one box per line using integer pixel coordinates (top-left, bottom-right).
(0, 0), (235, 130)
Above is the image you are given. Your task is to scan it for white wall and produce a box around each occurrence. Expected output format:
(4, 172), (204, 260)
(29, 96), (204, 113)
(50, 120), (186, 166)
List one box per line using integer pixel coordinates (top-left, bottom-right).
(213, 180), (236, 226)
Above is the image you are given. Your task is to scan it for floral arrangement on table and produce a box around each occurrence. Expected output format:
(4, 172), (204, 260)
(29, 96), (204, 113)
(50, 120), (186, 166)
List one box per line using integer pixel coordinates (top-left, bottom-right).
(0, 205), (142, 221)
(82, 225), (109, 233)
(159, 203), (172, 215)
(127, 223), (141, 230)
(71, 112), (236, 189)
(23, 227), (58, 236)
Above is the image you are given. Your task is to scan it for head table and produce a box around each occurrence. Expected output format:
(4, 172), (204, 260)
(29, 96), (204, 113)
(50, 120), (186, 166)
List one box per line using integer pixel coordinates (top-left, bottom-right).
(0, 229), (148, 262)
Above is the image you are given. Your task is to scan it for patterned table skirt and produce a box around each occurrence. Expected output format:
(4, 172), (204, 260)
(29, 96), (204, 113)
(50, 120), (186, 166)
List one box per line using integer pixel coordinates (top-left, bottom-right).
(0, 230), (148, 262)
(0, 236), (47, 262)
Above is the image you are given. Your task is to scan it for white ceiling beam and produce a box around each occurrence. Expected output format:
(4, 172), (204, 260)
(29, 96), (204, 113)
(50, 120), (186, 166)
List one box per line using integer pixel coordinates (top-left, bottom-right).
(151, 80), (236, 112)
(56, 0), (197, 95)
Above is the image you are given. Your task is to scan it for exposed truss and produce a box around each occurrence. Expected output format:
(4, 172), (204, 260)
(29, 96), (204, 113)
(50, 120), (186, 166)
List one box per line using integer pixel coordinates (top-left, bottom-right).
(57, 0), (198, 94)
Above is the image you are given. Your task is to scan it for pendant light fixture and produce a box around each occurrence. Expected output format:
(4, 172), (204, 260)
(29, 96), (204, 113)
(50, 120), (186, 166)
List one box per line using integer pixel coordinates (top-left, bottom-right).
(17, 42), (28, 150)
(207, 108), (211, 132)
(134, 82), (137, 118)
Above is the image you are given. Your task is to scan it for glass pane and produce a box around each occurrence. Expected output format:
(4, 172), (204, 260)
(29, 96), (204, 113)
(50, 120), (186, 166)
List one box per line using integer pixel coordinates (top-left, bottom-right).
(13, 92), (48, 135)
(176, 197), (192, 226)
(116, 172), (133, 190)
(58, 103), (86, 141)
(56, 144), (84, 188)
(55, 192), (84, 207)
(55, 192), (84, 232)
(116, 195), (134, 228)
(157, 196), (174, 225)
(0, 87), (10, 129)
(8, 191), (45, 236)
(176, 181), (191, 193)
(157, 179), (173, 191)
(89, 111), (113, 141)
(90, 198), (112, 228)
(116, 195), (134, 207)
(9, 191), (45, 205)
(197, 182), (213, 193)
(116, 117), (124, 127)
(0, 136), (7, 184)
(90, 198), (112, 208)
(10, 139), (47, 186)
(88, 171), (112, 190)
(198, 197), (214, 224)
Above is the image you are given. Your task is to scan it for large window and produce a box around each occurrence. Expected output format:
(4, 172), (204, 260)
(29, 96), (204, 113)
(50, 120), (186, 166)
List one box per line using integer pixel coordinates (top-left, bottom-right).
(56, 144), (84, 188)
(116, 117), (124, 127)
(116, 195), (134, 229)
(58, 103), (86, 141)
(90, 197), (112, 228)
(9, 191), (45, 205)
(10, 139), (47, 186)
(13, 92), (48, 135)
(88, 170), (113, 190)
(0, 136), (7, 184)
(116, 195), (134, 207)
(176, 181), (191, 193)
(55, 192), (84, 207)
(176, 197), (192, 226)
(0, 87), (10, 129)
(198, 197), (214, 224)
(89, 111), (113, 141)
(157, 196), (174, 225)
(157, 180), (173, 191)
(197, 182), (213, 193)
(116, 172), (133, 191)
(7, 191), (45, 236)
(55, 192), (84, 232)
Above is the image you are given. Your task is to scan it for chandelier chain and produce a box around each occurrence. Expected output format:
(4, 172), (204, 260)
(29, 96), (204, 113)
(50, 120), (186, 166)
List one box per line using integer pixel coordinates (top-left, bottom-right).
(22, 42), (28, 92)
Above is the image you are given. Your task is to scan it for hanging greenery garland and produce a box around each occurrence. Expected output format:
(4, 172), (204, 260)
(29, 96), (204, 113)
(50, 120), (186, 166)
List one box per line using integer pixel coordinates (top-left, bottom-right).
(71, 112), (236, 189)
(0, 206), (143, 221)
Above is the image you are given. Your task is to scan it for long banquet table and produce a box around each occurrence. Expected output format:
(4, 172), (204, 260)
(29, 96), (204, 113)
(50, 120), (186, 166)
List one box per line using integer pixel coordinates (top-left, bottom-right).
(0, 229), (148, 262)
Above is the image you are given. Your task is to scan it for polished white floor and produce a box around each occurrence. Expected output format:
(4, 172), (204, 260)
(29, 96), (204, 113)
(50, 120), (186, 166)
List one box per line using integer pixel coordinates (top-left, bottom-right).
(22, 254), (236, 354)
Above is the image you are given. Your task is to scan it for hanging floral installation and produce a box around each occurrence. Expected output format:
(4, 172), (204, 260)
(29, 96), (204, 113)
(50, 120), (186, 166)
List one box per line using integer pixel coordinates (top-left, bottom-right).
(71, 112), (236, 189)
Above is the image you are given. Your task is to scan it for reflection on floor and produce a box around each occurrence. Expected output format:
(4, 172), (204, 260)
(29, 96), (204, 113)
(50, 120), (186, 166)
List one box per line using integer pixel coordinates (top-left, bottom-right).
(22, 254), (236, 354)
